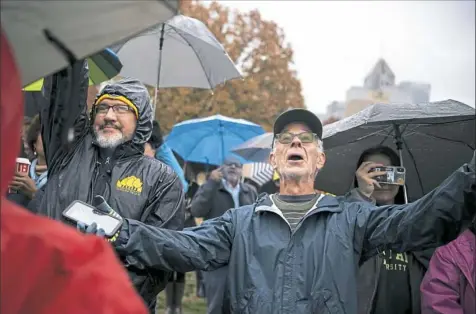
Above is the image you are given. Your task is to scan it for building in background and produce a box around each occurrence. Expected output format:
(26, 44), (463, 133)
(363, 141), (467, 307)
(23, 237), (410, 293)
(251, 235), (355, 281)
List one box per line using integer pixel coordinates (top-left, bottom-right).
(322, 59), (431, 120)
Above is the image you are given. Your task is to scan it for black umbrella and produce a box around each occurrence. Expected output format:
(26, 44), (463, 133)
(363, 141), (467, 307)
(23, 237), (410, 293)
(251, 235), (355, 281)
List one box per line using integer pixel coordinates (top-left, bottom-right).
(316, 100), (475, 202)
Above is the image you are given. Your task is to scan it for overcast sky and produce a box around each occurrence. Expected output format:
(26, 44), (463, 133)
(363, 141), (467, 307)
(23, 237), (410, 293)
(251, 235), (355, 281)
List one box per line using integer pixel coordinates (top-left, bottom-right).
(216, 0), (475, 114)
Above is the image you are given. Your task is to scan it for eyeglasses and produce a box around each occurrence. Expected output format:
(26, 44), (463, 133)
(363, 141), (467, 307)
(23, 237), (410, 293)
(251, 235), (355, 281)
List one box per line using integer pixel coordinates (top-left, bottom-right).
(275, 132), (318, 144)
(224, 162), (242, 168)
(95, 104), (133, 115)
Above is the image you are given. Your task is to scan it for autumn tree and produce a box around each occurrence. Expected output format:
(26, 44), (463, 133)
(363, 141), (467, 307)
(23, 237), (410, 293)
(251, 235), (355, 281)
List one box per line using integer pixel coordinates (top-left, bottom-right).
(155, 0), (305, 133)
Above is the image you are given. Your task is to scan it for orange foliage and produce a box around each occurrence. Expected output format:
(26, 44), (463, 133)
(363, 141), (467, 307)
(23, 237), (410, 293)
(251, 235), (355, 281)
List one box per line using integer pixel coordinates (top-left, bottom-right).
(154, 0), (305, 133)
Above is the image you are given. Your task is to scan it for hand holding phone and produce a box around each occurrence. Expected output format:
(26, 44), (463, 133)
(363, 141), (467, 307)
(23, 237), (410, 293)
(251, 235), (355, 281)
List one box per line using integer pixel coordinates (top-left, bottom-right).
(62, 198), (123, 237)
(370, 166), (406, 186)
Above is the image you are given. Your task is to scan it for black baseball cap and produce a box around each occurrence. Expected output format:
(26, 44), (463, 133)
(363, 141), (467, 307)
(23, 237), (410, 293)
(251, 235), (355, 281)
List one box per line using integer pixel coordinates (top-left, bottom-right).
(273, 108), (323, 139)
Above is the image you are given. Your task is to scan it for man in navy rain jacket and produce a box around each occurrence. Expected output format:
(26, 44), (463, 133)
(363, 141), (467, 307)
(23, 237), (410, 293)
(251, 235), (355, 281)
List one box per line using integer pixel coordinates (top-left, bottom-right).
(101, 109), (475, 314)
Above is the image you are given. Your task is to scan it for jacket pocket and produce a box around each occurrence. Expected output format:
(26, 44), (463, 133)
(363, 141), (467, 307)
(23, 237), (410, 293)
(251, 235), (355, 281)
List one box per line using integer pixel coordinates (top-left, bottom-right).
(296, 290), (338, 314)
(233, 289), (271, 314)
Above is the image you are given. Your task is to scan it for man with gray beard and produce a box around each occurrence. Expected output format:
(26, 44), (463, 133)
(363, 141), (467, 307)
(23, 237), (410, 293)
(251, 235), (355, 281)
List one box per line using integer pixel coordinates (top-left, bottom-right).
(33, 60), (184, 312)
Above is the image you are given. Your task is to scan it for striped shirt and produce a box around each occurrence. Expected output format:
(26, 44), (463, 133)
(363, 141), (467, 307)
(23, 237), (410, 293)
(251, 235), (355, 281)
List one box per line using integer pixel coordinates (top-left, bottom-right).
(272, 193), (320, 232)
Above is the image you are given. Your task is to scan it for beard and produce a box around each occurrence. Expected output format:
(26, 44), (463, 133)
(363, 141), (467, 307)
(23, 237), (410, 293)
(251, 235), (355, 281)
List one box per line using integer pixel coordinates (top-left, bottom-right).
(93, 127), (127, 148)
(278, 164), (318, 183)
(224, 173), (239, 186)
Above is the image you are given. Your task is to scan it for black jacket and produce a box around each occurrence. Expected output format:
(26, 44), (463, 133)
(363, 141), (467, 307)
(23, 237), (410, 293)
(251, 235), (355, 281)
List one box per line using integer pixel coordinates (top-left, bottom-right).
(357, 250), (433, 314)
(190, 178), (258, 220)
(342, 189), (461, 314)
(34, 61), (185, 308)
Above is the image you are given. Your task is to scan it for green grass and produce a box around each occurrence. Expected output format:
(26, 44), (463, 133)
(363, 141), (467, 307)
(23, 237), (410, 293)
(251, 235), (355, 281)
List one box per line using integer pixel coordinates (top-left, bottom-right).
(156, 272), (207, 314)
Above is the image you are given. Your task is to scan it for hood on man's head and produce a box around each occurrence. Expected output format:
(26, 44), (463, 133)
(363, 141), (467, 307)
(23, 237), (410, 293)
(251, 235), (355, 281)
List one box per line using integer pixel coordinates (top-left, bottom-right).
(1, 30), (24, 195)
(93, 78), (153, 144)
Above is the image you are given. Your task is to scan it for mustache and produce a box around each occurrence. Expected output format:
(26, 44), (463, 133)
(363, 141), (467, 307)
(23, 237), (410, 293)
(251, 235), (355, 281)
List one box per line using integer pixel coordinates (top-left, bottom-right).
(99, 121), (121, 130)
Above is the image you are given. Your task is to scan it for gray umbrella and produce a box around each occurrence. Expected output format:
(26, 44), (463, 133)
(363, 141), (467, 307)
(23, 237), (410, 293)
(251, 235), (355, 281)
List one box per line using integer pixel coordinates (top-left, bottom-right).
(232, 132), (273, 163)
(1, 0), (178, 86)
(112, 14), (242, 89)
(315, 100), (475, 202)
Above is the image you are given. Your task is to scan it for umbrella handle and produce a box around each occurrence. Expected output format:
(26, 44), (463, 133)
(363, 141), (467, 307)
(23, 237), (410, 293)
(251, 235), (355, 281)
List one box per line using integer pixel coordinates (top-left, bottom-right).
(393, 124), (408, 204)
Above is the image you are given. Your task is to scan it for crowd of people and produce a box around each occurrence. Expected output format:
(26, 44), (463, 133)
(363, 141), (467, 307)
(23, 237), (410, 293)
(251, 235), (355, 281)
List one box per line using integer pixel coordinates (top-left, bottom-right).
(1, 31), (476, 314)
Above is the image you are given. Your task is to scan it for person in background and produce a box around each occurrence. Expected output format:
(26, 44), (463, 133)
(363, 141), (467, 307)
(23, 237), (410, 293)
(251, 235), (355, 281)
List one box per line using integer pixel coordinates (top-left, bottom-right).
(144, 120), (188, 193)
(190, 156), (258, 314)
(144, 120), (188, 314)
(8, 115), (48, 208)
(350, 146), (438, 314)
(1, 28), (147, 314)
(259, 170), (280, 195)
(420, 187), (476, 314)
(186, 168), (206, 299)
(20, 116), (32, 158)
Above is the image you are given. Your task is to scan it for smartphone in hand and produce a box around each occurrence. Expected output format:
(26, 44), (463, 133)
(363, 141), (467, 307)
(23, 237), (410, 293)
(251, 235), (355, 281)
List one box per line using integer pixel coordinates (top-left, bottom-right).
(62, 200), (123, 237)
(371, 166), (406, 185)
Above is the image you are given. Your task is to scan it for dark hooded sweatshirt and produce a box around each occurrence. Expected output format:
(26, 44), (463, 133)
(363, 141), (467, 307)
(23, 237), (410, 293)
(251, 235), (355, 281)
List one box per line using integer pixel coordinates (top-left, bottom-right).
(33, 60), (185, 309)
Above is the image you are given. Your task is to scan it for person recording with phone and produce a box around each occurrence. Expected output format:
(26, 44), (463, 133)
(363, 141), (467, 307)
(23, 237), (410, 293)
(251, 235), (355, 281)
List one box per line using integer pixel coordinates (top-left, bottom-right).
(190, 157), (257, 314)
(349, 146), (438, 314)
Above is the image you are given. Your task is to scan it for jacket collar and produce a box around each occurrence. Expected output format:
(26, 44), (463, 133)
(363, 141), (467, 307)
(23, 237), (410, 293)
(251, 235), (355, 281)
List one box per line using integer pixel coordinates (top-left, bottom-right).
(254, 193), (342, 216)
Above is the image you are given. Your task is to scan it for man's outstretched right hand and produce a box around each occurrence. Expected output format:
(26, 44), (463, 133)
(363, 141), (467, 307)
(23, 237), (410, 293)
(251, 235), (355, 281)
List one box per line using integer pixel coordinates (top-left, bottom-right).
(77, 222), (106, 238)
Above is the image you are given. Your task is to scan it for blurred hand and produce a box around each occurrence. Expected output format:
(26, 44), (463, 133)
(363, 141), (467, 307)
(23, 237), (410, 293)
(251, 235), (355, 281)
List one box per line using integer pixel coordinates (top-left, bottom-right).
(356, 162), (386, 198)
(9, 172), (37, 199)
(77, 222), (106, 238)
(209, 168), (223, 182)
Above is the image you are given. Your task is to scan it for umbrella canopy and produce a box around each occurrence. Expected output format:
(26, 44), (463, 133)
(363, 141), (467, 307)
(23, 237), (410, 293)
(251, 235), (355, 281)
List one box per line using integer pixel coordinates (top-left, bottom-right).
(315, 100), (475, 201)
(112, 14), (242, 89)
(166, 115), (265, 166)
(1, 0), (179, 86)
(232, 132), (274, 162)
(242, 162), (274, 186)
(23, 49), (122, 91)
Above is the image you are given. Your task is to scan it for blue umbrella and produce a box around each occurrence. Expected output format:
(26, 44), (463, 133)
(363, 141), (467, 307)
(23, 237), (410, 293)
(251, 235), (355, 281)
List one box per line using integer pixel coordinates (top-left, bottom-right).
(166, 115), (265, 166)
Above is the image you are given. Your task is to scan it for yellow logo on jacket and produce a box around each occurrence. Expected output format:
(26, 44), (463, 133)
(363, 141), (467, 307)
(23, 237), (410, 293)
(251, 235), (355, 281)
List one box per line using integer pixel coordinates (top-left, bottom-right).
(116, 176), (143, 195)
